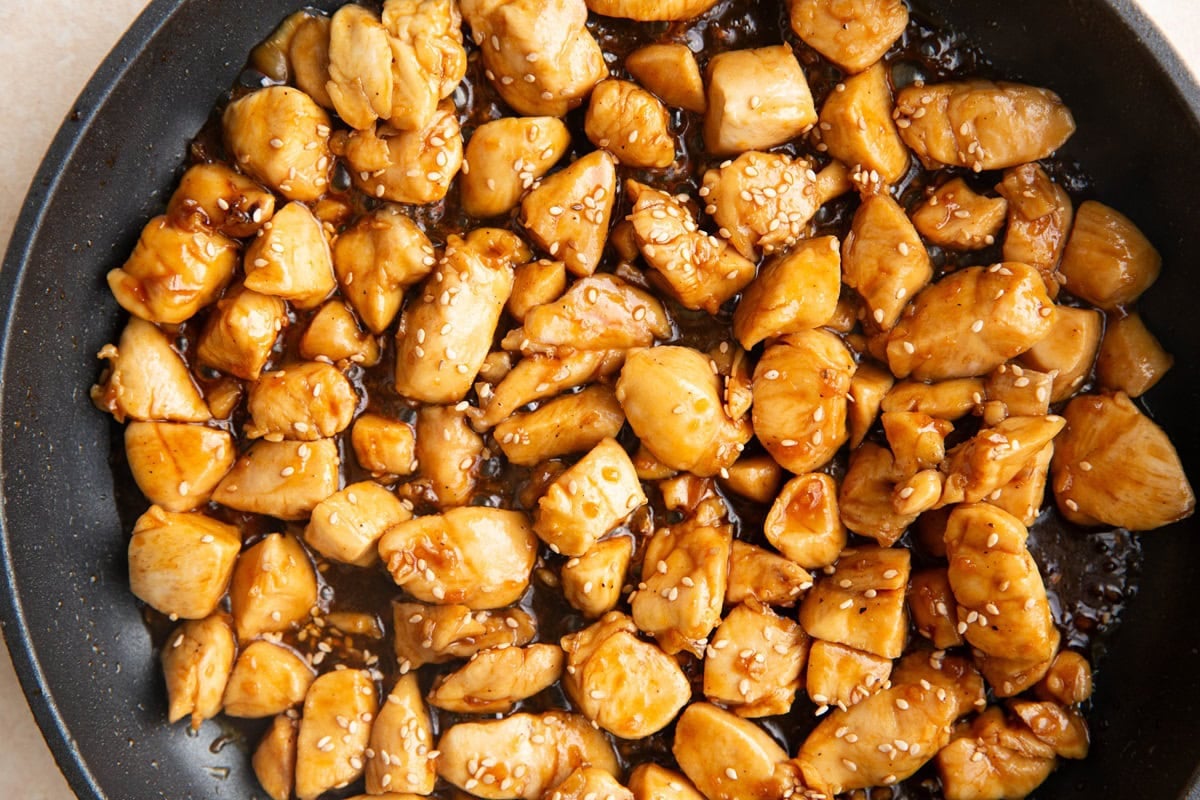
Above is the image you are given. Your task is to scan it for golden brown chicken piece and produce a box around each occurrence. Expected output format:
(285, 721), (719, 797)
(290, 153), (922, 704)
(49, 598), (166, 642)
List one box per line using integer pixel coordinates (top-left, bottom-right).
(586, 0), (719, 20)
(411, 404), (483, 508)
(479, 349), (625, 427)
(726, 540), (814, 607)
(936, 707), (1057, 800)
(212, 438), (340, 520)
(764, 473), (847, 569)
(161, 614), (236, 729)
(882, 411), (953, 478)
(842, 194), (932, 331)
(720, 455), (784, 504)
(562, 536), (634, 618)
(1018, 304), (1102, 402)
(1095, 312), (1173, 397)
(222, 641), (315, 719)
(228, 532), (318, 641)
(306, 481), (411, 567)
(673, 703), (791, 800)
(509, 274), (672, 354)
(342, 102), (462, 203)
(128, 506), (241, 620)
(254, 715), (299, 800)
(223, 85), (332, 201)
(940, 415), (1066, 506)
(92, 318), (211, 423)
(295, 670), (377, 800)
(509, 259), (569, 322)
(461, 117), (571, 219)
(381, 0), (468, 131)
(818, 61), (909, 183)
(196, 287), (287, 381)
(246, 362), (358, 441)
(585, 79), (675, 168)
(325, 4), (394, 130)
(847, 363), (894, 448)
(495, 385), (624, 466)
(521, 150), (617, 277)
(365, 673), (437, 795)
(548, 767), (635, 800)
(167, 162), (275, 238)
(799, 545), (910, 659)
(837, 442), (919, 546)
(704, 601), (809, 718)
(244, 200), (337, 309)
(705, 46), (817, 155)
(909, 568), (965, 650)
(333, 205), (435, 334)
(625, 44), (706, 113)
(911, 178), (1009, 250)
(124, 422), (234, 512)
(351, 413), (416, 476)
(392, 602), (536, 671)
(995, 163), (1074, 295)
(429, 644), (564, 714)
(1059, 200), (1161, 309)
(299, 300), (380, 366)
(1037, 650), (1094, 706)
(882, 377), (984, 420)
(788, 0), (908, 73)
(733, 236), (841, 348)
(284, 12), (333, 108)
(628, 764), (705, 800)
(1010, 700), (1090, 759)
(804, 639), (892, 711)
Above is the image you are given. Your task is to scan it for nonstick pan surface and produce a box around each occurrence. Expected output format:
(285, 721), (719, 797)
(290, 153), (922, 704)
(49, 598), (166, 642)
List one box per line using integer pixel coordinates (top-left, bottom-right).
(2, 1), (1199, 797)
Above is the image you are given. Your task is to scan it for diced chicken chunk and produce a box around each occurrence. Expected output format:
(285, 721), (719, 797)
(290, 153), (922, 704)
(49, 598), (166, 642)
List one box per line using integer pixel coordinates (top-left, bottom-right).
(805, 639), (892, 711)
(410, 404), (483, 508)
(306, 481), (411, 567)
(212, 438), (341, 520)
(726, 540), (814, 607)
(392, 602), (536, 670)
(704, 601), (808, 718)
(295, 670), (377, 800)
(799, 545), (910, 659)
(673, 703), (791, 800)
(909, 568), (965, 649)
(1096, 312), (1173, 397)
(1037, 650), (1093, 706)
(223, 85), (332, 201)
(940, 415), (1065, 506)
(882, 411), (953, 478)
(819, 62), (909, 183)
(128, 506), (240, 619)
(333, 205), (434, 334)
(496, 385), (625, 466)
(626, 44), (706, 113)
(325, 4), (394, 131)
(996, 163), (1074, 294)
(1059, 200), (1160, 309)
(247, 362), (358, 440)
(838, 442), (918, 546)
(480, 349), (625, 427)
(842, 194), (932, 331)
(1010, 700), (1089, 759)
(521, 150), (617, 277)
(365, 673), (437, 795)
(936, 707), (1056, 800)
(222, 640), (315, 718)
(299, 300), (380, 366)
(1018, 304), (1102, 402)
(882, 377), (984, 421)
(92, 318), (210, 423)
(254, 715), (298, 800)
(229, 533), (317, 641)
(764, 473), (846, 569)
(462, 117), (571, 219)
(197, 287), (287, 380)
(430, 644), (564, 714)
(382, 0), (468, 131)
(586, 79), (674, 168)
(509, 259), (569, 322)
(788, 0), (908, 73)
(511, 274), (672, 353)
(351, 413), (416, 476)
(562, 535), (633, 618)
(548, 767), (634, 800)
(847, 363), (894, 448)
(733, 236), (840, 348)
(124, 422), (234, 512)
(585, 0), (719, 20)
(342, 103), (462, 204)
(912, 178), (1008, 250)
(628, 764), (706, 800)
(161, 614), (236, 728)
(244, 201), (336, 309)
(168, 162), (275, 238)
(705, 46), (816, 155)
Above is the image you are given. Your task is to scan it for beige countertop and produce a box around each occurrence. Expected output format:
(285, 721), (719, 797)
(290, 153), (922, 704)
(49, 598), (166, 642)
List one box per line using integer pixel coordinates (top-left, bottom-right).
(1, 1), (1198, 797)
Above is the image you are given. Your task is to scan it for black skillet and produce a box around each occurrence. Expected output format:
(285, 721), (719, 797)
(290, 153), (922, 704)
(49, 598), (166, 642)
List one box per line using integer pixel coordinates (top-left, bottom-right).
(2, 0), (1199, 797)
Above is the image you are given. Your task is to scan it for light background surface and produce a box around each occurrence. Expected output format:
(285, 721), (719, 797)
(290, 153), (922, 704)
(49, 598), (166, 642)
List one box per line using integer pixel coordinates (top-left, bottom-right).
(0, 1), (1197, 797)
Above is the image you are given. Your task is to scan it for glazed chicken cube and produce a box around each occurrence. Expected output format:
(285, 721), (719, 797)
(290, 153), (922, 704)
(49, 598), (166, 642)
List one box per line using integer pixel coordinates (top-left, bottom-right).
(365, 673), (437, 795)
(704, 601), (809, 718)
(223, 85), (332, 201)
(909, 568), (964, 649)
(437, 712), (618, 800)
(616, 346), (752, 476)
(996, 163), (1074, 295)
(752, 330), (856, 474)
(324, 4), (394, 131)
(1018, 305), (1102, 402)
(92, 317), (210, 423)
(351, 413), (416, 476)
(726, 540), (814, 607)
(838, 442), (918, 546)
(719, 454), (784, 504)
(548, 767), (634, 800)
(936, 707), (1056, 800)
(586, 79), (675, 168)
(495, 384), (625, 466)
(1010, 700), (1089, 759)
(585, 0), (719, 20)
(393, 228), (525, 404)
(107, 215), (238, 325)
(510, 274), (672, 354)
(1060, 200), (1161, 309)
(887, 263), (1056, 381)
(295, 669), (377, 800)
(1037, 650), (1094, 706)
(842, 194), (933, 331)
(733, 236), (840, 348)
(124, 422), (234, 512)
(254, 715), (298, 800)
(299, 300), (380, 366)
(161, 614), (235, 729)
(847, 363), (894, 448)
(984, 363), (1053, 420)
(628, 764), (706, 800)
(480, 349), (625, 427)
(911, 178), (1009, 250)
(127, 506), (240, 619)
(229, 533), (318, 641)
(247, 362), (358, 441)
(429, 643), (564, 714)
(562, 535), (633, 618)
(1052, 392), (1194, 530)
(412, 404), (484, 507)
(244, 201), (336, 309)
(892, 648), (987, 715)
(799, 545), (910, 659)
(222, 640), (315, 718)
(520, 150), (617, 277)
(882, 377), (986, 420)
(509, 259), (569, 322)
(788, 0), (908, 73)
(940, 415), (1065, 506)
(626, 44), (706, 113)
(381, 0), (468, 131)
(167, 162), (275, 238)
(392, 602), (536, 671)
(626, 181), (756, 313)
(819, 61), (909, 183)
(212, 438), (340, 520)
(332, 205), (435, 334)
(460, 0), (607, 117)
(282, 11), (333, 107)
(1095, 312), (1174, 397)
(561, 611), (691, 737)
(462, 117), (571, 219)
(882, 411), (953, 478)
(764, 473), (847, 569)
(533, 437), (646, 556)
(306, 481), (411, 567)
(704, 46), (817, 155)
(342, 103), (462, 204)
(804, 639), (892, 711)
(672, 703), (791, 800)
(197, 287), (287, 381)
(379, 507), (538, 608)
(976, 627), (1061, 699)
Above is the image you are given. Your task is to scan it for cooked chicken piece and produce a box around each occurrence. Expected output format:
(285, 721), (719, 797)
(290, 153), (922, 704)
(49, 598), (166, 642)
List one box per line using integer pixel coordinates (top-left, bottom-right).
(628, 765), (705, 800)
(243, 201), (336, 309)
(616, 346), (751, 476)
(1018, 305), (1102, 402)
(365, 673), (437, 795)
(984, 363), (1053, 420)
(333, 205), (434, 334)
(520, 151), (616, 277)
(437, 712), (618, 800)
(168, 160), (275, 238)
(306, 481), (411, 567)
(719, 455), (784, 504)
(212, 438), (340, 520)
(128, 507), (240, 619)
(229, 532), (317, 641)
(732, 237), (840, 347)
(996, 163), (1074, 295)
(295, 669), (377, 800)
(585, 79), (675, 168)
(892, 648), (987, 715)
(479, 351), (515, 384)
(805, 639), (892, 711)
(561, 611), (690, 737)
(752, 330), (856, 474)
(726, 540), (814, 607)
(788, 0), (908, 73)
(819, 61), (909, 183)
(204, 379), (240, 422)
(887, 263), (1056, 381)
(460, 0), (606, 117)
(1061, 200), (1162, 309)
(252, 8), (314, 81)
(223, 85), (332, 201)
(626, 44), (706, 113)
(411, 404), (483, 507)
(254, 714), (298, 800)
(382, 0), (468, 130)
(393, 602), (536, 671)
(92, 317), (210, 423)
(480, 349), (625, 427)
(1008, 701), (1088, 760)
(196, 287), (287, 381)
(1096, 312), (1173, 397)
(124, 422), (234, 513)
(380, 507), (537, 608)
(909, 568), (964, 649)
(703, 153), (848, 259)
(704, 601), (808, 718)
(936, 707), (1057, 800)
(633, 444), (677, 480)
(548, 767), (635, 800)
(984, 437), (1053, 525)
(299, 300), (381, 366)
(463, 117), (571, 219)
(657, 473), (722, 518)
(940, 415), (1065, 506)
(882, 377), (984, 421)
(562, 535), (633, 618)
(586, 0), (718, 19)
(842, 194), (932, 331)
(764, 473), (846, 569)
(1037, 650), (1093, 706)
(632, 499), (731, 656)
(495, 385), (624, 466)
(944, 504), (1056, 669)
(351, 413), (417, 476)
(342, 103), (462, 204)
(325, 4), (393, 130)
(509, 260), (569, 322)
(838, 442), (918, 546)
(892, 468), (944, 517)
(673, 703), (791, 800)
(510, 274), (672, 354)
(882, 411), (953, 478)
(222, 640), (315, 718)
(533, 437), (646, 556)
(247, 362), (358, 441)
(288, 12), (333, 108)
(394, 228), (525, 404)
(1052, 392), (1194, 529)
(626, 181), (756, 313)
(912, 178), (1008, 250)
(704, 45), (817, 155)
(161, 614), (235, 729)
(799, 546), (910, 659)
(430, 644), (563, 714)
(977, 629), (1059, 696)
(847, 363), (894, 448)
